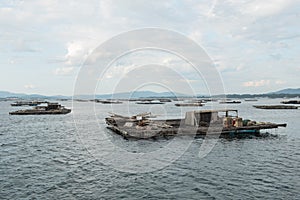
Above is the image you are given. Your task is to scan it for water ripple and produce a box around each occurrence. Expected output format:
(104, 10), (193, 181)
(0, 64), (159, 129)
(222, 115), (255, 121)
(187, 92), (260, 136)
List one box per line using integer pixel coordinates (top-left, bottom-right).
(0, 100), (299, 199)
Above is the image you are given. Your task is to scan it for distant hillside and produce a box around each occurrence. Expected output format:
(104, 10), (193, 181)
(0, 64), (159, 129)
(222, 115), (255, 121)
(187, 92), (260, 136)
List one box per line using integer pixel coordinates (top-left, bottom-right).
(0, 91), (27, 98)
(272, 88), (300, 94)
(1, 88), (299, 100)
(0, 91), (69, 99)
(0, 91), (25, 98)
(0, 90), (187, 100)
(94, 91), (187, 99)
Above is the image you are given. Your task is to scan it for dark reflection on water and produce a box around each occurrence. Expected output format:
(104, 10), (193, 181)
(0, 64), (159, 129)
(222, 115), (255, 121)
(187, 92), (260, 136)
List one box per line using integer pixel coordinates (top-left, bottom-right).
(0, 99), (299, 199)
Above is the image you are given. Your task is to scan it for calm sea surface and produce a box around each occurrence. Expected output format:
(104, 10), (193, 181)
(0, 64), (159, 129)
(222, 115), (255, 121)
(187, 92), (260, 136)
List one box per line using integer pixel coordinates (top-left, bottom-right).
(1, 98), (299, 199)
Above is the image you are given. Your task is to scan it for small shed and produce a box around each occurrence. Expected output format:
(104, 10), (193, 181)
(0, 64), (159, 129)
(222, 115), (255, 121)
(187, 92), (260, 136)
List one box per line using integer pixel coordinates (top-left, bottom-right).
(184, 109), (238, 126)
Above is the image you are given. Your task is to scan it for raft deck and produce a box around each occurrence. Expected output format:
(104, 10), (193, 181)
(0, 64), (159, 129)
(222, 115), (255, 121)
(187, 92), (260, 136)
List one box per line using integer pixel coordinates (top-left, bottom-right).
(253, 105), (298, 109)
(106, 116), (287, 139)
(9, 103), (71, 115)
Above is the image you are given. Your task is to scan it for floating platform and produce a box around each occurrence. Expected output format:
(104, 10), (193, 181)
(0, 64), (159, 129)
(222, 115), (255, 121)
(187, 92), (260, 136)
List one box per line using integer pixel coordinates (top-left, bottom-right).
(174, 103), (203, 107)
(253, 105), (298, 109)
(11, 101), (48, 106)
(9, 103), (71, 115)
(281, 100), (300, 104)
(106, 110), (287, 139)
(130, 98), (173, 102)
(95, 100), (123, 104)
(244, 99), (258, 102)
(219, 101), (241, 104)
(136, 101), (165, 105)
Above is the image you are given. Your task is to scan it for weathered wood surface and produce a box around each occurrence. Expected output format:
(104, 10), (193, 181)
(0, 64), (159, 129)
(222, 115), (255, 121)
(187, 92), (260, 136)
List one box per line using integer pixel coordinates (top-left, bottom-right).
(253, 105), (298, 109)
(174, 103), (203, 107)
(281, 100), (300, 104)
(9, 109), (71, 115)
(106, 117), (287, 139)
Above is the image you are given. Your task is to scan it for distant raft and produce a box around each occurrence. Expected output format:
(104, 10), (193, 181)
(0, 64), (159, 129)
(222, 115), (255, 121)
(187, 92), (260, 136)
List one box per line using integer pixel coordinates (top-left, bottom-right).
(281, 100), (300, 104)
(244, 99), (258, 102)
(175, 103), (203, 107)
(253, 105), (298, 109)
(9, 103), (71, 115)
(11, 101), (48, 106)
(136, 100), (165, 105)
(219, 100), (241, 104)
(95, 99), (123, 104)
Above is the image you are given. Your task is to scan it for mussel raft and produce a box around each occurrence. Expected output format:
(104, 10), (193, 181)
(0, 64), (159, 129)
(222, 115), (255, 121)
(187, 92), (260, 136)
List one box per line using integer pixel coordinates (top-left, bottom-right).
(9, 103), (71, 115)
(105, 109), (287, 139)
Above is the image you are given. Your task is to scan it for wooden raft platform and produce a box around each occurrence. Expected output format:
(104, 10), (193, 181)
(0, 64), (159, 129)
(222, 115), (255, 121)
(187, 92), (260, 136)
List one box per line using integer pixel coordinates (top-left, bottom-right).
(253, 105), (298, 109)
(106, 122), (286, 139)
(105, 110), (287, 139)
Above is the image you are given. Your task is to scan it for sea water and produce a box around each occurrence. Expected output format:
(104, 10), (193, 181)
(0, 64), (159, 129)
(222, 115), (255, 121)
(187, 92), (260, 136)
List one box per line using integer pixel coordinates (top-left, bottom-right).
(0, 98), (299, 199)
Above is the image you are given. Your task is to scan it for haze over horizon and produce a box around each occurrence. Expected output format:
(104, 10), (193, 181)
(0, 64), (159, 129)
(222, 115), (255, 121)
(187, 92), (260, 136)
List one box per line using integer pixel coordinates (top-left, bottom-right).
(1, 1), (299, 96)
(1, 88), (300, 98)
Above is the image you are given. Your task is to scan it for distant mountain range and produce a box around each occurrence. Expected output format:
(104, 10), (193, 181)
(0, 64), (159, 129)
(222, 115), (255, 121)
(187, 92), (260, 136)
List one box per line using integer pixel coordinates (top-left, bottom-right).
(0, 88), (299, 99)
(271, 88), (300, 94)
(94, 91), (187, 99)
(0, 90), (187, 99)
(0, 91), (68, 99)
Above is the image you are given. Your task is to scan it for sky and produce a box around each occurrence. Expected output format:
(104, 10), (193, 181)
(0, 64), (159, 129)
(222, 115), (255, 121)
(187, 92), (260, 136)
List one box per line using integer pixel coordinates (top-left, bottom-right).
(0, 0), (299, 96)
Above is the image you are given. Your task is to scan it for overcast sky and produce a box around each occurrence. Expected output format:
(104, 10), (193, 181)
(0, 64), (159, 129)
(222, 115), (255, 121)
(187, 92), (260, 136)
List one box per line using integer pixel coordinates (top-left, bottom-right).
(1, 0), (299, 95)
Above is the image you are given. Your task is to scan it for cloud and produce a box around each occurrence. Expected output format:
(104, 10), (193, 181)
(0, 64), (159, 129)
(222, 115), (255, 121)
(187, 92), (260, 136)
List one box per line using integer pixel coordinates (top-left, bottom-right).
(64, 41), (93, 66)
(54, 67), (74, 76)
(9, 59), (16, 64)
(103, 64), (137, 79)
(14, 39), (39, 52)
(101, 50), (198, 82)
(238, 0), (293, 17)
(243, 80), (270, 87)
(24, 84), (35, 89)
(98, 64), (203, 94)
(189, 30), (203, 43)
(1, 0), (300, 94)
(275, 80), (286, 85)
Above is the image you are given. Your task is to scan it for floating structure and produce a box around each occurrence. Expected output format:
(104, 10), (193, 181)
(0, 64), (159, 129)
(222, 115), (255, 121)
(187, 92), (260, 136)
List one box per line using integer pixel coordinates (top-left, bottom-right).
(95, 99), (123, 104)
(9, 103), (71, 115)
(106, 109), (286, 139)
(219, 100), (241, 104)
(174, 103), (203, 107)
(130, 98), (173, 103)
(253, 105), (298, 109)
(244, 99), (258, 102)
(74, 99), (90, 102)
(11, 101), (48, 106)
(281, 100), (300, 104)
(201, 98), (218, 102)
(136, 100), (165, 105)
(188, 99), (204, 103)
(158, 98), (172, 103)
